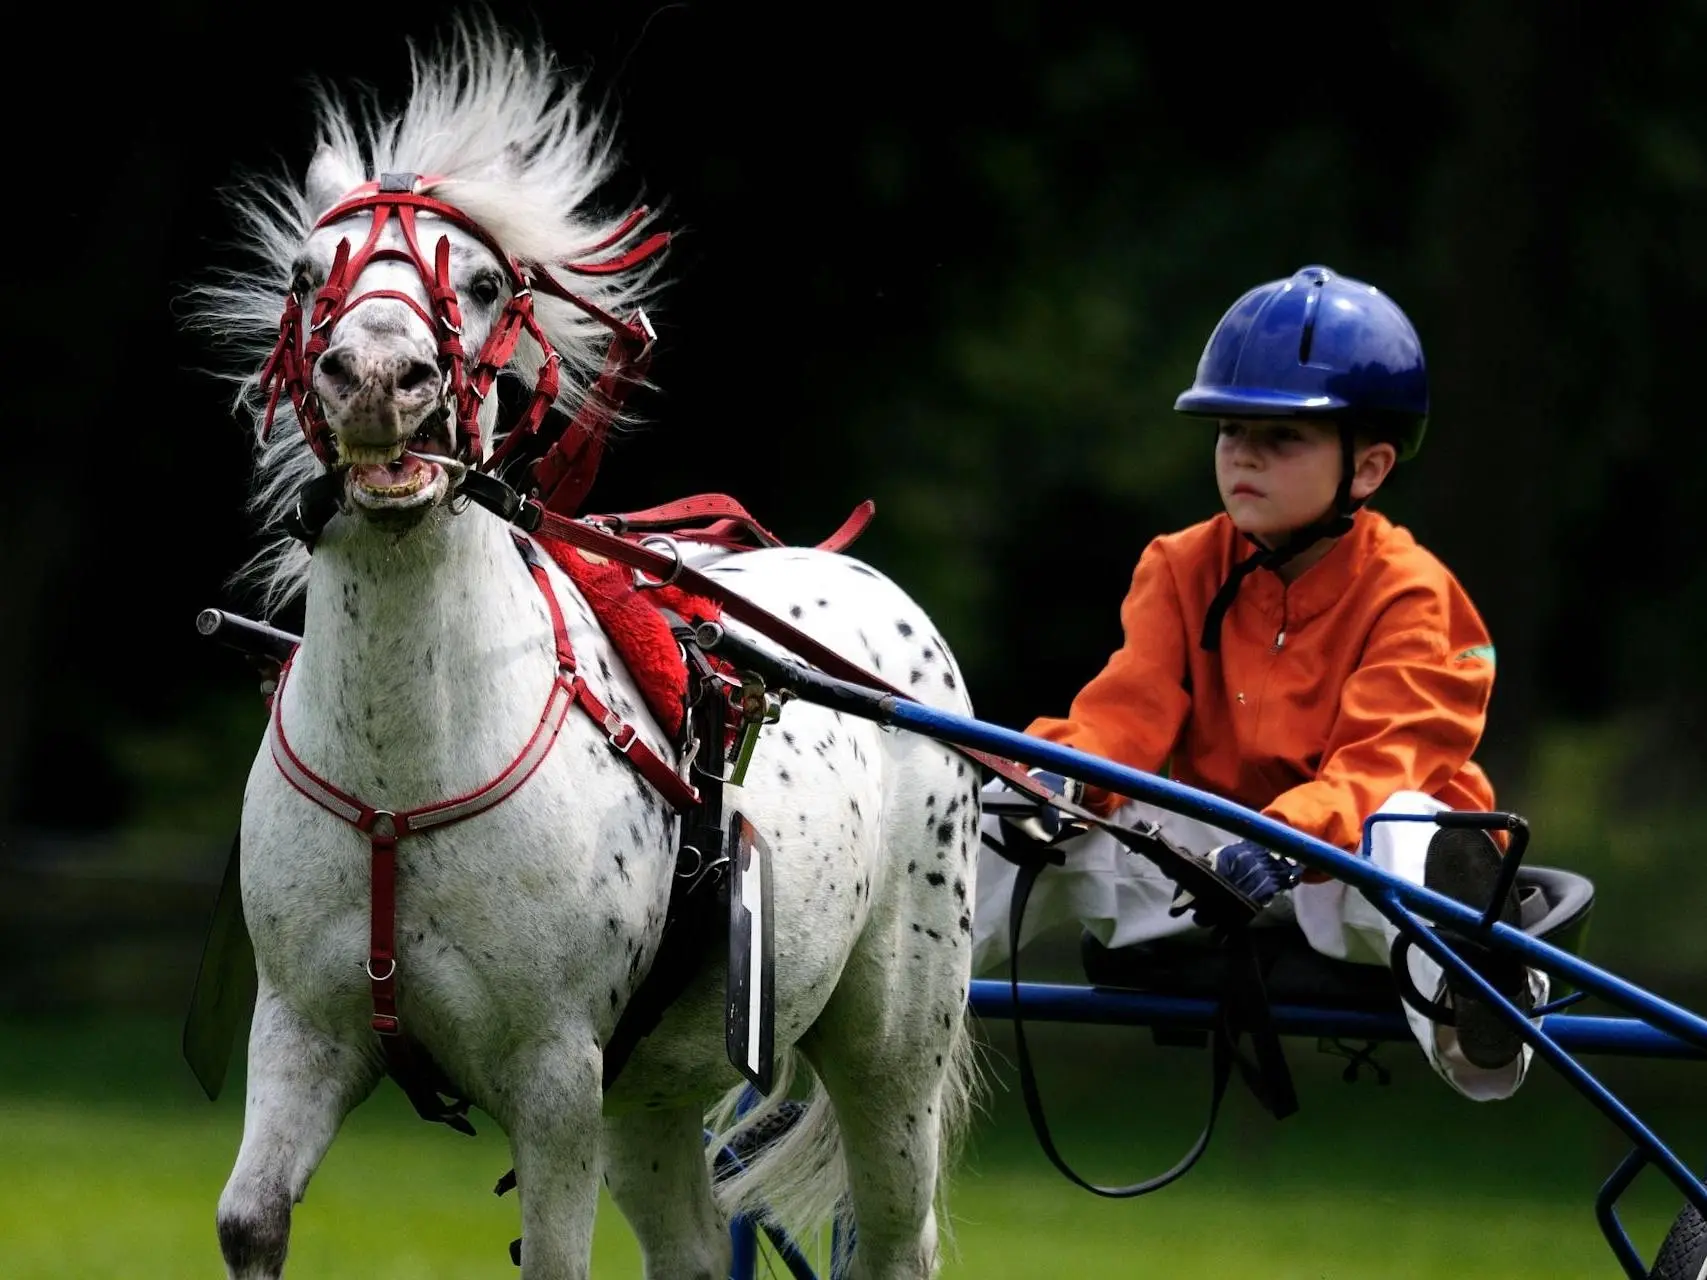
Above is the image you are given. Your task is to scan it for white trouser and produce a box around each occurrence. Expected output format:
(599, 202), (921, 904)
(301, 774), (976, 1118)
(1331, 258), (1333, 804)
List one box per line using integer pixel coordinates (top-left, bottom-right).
(971, 789), (1548, 1101)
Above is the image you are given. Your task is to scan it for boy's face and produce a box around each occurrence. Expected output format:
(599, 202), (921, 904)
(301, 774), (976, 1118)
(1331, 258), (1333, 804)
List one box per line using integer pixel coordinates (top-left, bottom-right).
(1214, 418), (1394, 544)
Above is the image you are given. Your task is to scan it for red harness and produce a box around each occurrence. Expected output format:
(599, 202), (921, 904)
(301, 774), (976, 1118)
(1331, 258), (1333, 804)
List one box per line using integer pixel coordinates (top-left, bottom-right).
(257, 171), (668, 517)
(266, 532), (698, 1050)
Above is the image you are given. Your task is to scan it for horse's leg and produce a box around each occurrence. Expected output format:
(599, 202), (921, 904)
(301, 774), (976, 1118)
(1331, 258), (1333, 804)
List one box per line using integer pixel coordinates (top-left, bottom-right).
(217, 987), (380, 1279)
(805, 993), (963, 1280)
(603, 1105), (730, 1280)
(803, 917), (973, 1280)
(803, 745), (980, 1280)
(500, 1034), (605, 1279)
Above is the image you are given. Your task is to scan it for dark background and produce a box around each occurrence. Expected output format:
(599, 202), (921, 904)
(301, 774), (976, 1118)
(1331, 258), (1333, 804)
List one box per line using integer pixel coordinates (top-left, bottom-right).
(5, 0), (1705, 1007)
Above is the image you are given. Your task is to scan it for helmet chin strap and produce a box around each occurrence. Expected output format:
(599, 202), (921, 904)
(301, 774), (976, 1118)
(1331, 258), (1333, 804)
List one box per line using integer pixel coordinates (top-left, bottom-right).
(1199, 424), (1361, 651)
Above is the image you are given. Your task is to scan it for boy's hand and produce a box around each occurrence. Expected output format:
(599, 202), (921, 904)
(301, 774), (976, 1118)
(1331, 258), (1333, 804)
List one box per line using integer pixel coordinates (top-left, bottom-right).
(1169, 838), (1301, 922)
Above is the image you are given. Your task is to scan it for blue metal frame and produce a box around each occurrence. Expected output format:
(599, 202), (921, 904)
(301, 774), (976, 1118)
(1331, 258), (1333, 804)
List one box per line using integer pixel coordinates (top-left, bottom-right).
(963, 981), (1706, 1059)
(885, 699), (1707, 1057)
(717, 691), (1705, 1280)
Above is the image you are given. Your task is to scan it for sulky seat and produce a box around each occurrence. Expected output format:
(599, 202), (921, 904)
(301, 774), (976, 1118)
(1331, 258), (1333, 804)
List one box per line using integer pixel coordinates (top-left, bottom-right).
(1079, 864), (1596, 1011)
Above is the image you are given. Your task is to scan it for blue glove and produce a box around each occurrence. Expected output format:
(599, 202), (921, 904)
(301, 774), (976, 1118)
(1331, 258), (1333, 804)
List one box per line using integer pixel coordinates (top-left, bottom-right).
(1169, 839), (1301, 922)
(981, 767), (1083, 844)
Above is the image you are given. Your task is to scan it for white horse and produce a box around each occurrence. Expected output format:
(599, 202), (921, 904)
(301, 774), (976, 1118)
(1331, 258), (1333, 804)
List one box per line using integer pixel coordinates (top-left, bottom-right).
(190, 17), (982, 1280)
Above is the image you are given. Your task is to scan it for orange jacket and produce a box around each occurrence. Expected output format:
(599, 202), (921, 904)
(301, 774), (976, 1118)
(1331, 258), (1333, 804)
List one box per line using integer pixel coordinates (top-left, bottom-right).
(1027, 508), (1497, 852)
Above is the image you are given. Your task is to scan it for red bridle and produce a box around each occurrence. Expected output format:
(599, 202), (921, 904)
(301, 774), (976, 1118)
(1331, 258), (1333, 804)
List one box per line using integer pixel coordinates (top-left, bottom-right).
(258, 171), (668, 516)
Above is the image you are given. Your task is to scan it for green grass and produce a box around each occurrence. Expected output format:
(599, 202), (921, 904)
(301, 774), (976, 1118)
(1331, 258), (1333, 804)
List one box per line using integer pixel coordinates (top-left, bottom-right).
(0, 1012), (1698, 1278)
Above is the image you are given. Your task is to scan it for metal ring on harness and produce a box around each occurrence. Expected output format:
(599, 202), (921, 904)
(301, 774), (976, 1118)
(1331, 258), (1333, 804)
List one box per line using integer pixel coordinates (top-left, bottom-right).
(633, 535), (684, 589)
(365, 957), (397, 982)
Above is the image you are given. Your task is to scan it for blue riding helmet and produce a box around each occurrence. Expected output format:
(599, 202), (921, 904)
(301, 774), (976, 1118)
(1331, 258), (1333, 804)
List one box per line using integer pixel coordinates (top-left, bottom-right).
(1174, 265), (1429, 460)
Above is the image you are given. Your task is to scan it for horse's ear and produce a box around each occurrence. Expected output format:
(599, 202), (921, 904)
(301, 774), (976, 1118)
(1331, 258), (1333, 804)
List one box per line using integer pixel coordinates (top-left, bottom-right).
(305, 145), (363, 216)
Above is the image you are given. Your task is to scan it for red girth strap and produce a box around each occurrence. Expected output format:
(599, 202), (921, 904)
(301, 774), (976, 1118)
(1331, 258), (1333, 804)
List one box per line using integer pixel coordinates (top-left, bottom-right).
(266, 533), (697, 1054)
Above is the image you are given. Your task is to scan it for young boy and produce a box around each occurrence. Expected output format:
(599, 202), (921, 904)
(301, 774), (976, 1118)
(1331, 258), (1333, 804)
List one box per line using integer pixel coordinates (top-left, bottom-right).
(973, 264), (1548, 1102)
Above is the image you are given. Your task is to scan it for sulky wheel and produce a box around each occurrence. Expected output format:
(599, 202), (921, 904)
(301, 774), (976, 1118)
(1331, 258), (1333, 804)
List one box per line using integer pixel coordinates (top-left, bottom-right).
(1649, 1202), (1706, 1280)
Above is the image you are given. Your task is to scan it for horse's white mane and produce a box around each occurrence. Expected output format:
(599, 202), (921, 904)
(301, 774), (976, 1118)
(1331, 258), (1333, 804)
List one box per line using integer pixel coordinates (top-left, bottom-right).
(189, 14), (667, 615)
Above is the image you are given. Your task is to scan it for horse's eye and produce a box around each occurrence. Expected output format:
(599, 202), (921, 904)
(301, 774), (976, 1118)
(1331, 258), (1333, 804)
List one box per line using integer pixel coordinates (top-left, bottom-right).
(467, 270), (505, 307)
(288, 262), (316, 298)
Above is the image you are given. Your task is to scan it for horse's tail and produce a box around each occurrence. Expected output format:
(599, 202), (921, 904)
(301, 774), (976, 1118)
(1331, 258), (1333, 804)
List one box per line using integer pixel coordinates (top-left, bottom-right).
(705, 1051), (848, 1247)
(934, 995), (987, 1259)
(704, 1002), (985, 1258)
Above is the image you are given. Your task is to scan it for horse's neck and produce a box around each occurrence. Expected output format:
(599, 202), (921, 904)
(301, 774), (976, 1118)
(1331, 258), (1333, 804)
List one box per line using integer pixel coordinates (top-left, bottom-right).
(280, 511), (557, 809)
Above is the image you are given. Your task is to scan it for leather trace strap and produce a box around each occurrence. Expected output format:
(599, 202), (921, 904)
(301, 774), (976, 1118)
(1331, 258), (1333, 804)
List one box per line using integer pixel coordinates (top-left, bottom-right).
(995, 820), (1297, 1199)
(490, 604), (739, 1256)
(510, 492), (1253, 910)
(265, 531), (699, 1129)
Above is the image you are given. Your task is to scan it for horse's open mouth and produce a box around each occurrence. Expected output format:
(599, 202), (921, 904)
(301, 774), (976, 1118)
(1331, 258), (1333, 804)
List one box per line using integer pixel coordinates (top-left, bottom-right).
(342, 413), (456, 512)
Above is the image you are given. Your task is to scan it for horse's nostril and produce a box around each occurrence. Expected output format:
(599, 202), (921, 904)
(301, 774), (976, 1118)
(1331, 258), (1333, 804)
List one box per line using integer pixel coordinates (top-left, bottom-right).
(318, 350), (354, 393)
(397, 360), (439, 393)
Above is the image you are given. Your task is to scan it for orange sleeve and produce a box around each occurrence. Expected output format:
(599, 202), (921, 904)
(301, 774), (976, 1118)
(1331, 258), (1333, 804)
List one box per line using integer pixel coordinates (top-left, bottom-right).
(1261, 594), (1494, 852)
(1025, 539), (1192, 813)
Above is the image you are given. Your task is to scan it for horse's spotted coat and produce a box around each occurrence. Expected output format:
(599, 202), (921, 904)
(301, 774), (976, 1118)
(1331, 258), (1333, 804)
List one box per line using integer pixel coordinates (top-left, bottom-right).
(204, 20), (982, 1280)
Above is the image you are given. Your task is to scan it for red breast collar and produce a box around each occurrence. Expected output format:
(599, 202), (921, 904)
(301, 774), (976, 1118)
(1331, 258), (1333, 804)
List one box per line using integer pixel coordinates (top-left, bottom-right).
(266, 532), (698, 1042)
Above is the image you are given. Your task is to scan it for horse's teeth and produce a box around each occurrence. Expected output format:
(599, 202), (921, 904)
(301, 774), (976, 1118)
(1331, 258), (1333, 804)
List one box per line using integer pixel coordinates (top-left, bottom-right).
(336, 442), (407, 466)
